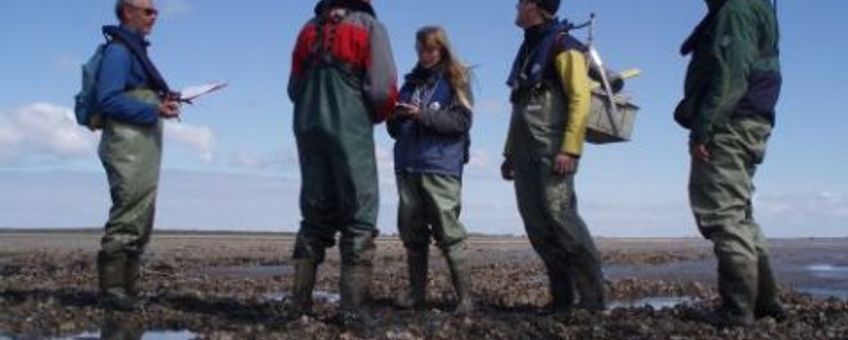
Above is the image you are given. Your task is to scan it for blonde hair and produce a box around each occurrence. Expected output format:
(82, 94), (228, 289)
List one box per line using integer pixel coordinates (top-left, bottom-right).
(416, 26), (473, 110)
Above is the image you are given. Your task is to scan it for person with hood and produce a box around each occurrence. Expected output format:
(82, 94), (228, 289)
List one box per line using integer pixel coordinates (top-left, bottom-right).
(95, 0), (181, 311)
(388, 26), (474, 315)
(501, 0), (605, 313)
(676, 0), (786, 327)
(287, 0), (398, 325)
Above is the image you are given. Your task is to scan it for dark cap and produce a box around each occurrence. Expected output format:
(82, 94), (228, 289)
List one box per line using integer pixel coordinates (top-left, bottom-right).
(533, 0), (560, 15)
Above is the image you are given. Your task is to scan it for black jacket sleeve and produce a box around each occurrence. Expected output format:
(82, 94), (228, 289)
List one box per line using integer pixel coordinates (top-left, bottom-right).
(417, 85), (474, 135)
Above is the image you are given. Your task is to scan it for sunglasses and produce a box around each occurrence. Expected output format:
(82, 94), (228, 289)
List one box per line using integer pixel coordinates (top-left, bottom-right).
(129, 4), (159, 17)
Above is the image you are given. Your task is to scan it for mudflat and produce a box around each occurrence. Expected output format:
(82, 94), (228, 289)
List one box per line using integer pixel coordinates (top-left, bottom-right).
(0, 231), (846, 339)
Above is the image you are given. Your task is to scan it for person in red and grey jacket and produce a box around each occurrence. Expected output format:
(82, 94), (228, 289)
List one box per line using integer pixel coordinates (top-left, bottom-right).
(286, 0), (398, 326)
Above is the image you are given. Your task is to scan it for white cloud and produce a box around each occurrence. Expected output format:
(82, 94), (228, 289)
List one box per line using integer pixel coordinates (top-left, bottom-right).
(164, 122), (215, 162)
(231, 150), (269, 169)
(757, 192), (848, 221)
(0, 103), (96, 163)
(228, 147), (299, 172)
(0, 103), (217, 165)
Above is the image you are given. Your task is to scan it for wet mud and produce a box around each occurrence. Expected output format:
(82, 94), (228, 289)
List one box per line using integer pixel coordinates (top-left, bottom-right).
(0, 233), (846, 339)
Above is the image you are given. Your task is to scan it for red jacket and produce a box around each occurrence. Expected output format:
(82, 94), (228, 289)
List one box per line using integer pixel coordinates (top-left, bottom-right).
(288, 0), (398, 123)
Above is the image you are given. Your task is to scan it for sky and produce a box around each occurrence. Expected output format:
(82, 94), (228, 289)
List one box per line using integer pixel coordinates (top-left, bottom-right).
(0, 0), (846, 237)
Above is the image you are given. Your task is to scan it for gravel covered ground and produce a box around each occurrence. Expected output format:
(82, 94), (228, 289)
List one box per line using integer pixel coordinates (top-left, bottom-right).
(0, 232), (846, 339)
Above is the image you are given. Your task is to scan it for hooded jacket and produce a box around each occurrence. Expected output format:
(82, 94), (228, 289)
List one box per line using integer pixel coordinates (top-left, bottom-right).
(676, 0), (781, 144)
(388, 66), (473, 177)
(96, 25), (171, 125)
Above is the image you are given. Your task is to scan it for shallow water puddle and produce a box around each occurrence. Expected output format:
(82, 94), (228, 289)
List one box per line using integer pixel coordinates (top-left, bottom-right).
(609, 296), (697, 309)
(798, 287), (848, 300)
(807, 264), (848, 273)
(206, 265), (293, 278)
(58, 330), (196, 340)
(265, 291), (341, 304)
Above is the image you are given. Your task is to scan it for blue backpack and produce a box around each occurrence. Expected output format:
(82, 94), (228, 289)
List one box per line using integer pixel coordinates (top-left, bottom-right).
(74, 42), (109, 130)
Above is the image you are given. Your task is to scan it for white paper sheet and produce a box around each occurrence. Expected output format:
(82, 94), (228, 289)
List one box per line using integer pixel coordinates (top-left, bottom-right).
(180, 81), (228, 102)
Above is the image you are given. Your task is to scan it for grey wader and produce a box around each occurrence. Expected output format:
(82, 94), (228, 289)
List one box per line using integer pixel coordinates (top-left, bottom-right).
(510, 87), (605, 311)
(395, 173), (474, 314)
(690, 116), (784, 325)
(97, 89), (162, 311)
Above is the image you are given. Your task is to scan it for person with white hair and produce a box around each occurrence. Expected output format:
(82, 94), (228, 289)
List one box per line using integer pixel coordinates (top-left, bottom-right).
(94, 0), (180, 311)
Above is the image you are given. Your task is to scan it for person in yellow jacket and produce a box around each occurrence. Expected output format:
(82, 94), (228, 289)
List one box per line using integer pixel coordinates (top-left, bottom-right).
(501, 0), (604, 313)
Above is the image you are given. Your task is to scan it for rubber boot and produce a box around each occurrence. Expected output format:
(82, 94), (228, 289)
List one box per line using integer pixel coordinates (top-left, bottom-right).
(397, 247), (428, 309)
(754, 255), (787, 322)
(101, 311), (145, 340)
(714, 253), (758, 327)
(290, 259), (318, 315)
(125, 251), (142, 299)
(540, 265), (575, 315)
(97, 251), (138, 311)
(572, 252), (606, 311)
(445, 246), (474, 315)
(339, 264), (375, 331)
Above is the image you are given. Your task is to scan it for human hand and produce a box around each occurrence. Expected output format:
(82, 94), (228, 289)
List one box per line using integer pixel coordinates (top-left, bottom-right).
(690, 143), (710, 162)
(553, 153), (578, 175)
(159, 100), (181, 119)
(501, 157), (514, 181)
(395, 102), (420, 118)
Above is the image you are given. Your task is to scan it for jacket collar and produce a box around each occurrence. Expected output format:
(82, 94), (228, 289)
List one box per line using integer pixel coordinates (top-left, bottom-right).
(103, 25), (150, 47)
(315, 0), (376, 18)
(681, 0), (730, 55)
(706, 0), (728, 12)
(523, 18), (562, 47)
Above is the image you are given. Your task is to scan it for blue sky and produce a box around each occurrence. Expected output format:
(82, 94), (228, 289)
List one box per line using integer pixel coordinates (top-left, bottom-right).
(0, 0), (845, 237)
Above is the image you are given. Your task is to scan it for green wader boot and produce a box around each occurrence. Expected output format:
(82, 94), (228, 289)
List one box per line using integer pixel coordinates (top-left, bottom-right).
(290, 259), (318, 315)
(445, 245), (474, 315)
(690, 116), (779, 327)
(339, 264), (375, 329)
(509, 87), (606, 314)
(125, 250), (142, 299)
(397, 247), (428, 309)
(97, 251), (139, 311)
(98, 88), (161, 312)
(754, 255), (787, 321)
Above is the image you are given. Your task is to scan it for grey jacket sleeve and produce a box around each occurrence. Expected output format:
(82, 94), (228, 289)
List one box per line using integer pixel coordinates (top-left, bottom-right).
(364, 21), (399, 123)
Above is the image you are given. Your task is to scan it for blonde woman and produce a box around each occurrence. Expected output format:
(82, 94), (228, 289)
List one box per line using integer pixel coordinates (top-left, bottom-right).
(387, 26), (474, 314)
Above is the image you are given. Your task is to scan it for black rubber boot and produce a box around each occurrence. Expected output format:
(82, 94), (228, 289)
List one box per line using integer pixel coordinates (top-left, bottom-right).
(397, 247), (428, 309)
(540, 265), (575, 315)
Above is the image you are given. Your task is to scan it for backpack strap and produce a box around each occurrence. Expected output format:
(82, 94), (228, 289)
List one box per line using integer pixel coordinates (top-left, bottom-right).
(102, 27), (172, 97)
(303, 10), (363, 77)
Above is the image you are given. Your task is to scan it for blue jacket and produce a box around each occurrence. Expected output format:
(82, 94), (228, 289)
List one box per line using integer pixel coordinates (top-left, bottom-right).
(388, 67), (472, 177)
(96, 25), (170, 125)
(507, 19), (587, 92)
